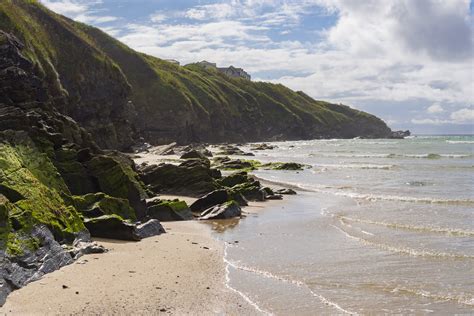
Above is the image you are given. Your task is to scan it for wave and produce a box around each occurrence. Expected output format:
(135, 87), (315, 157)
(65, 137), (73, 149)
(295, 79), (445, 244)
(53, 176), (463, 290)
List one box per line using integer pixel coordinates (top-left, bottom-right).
(223, 246), (272, 315)
(224, 248), (357, 314)
(315, 163), (395, 170)
(331, 224), (474, 259)
(312, 153), (471, 159)
(338, 216), (474, 237)
(446, 140), (474, 144)
(253, 175), (474, 206)
(389, 286), (474, 307)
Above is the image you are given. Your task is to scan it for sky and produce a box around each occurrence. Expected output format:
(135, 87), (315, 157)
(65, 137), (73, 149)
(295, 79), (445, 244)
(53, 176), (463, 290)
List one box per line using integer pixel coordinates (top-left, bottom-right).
(40, 0), (474, 135)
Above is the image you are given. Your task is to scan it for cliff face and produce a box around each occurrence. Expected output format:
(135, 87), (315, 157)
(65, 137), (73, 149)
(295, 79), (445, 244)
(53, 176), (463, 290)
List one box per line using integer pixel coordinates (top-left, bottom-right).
(0, 0), (391, 149)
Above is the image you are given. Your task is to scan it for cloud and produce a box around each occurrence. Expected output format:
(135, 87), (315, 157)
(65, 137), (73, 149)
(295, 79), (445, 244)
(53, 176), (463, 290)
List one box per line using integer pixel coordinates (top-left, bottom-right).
(450, 108), (474, 123)
(40, 0), (118, 25)
(427, 103), (444, 114)
(411, 107), (473, 125)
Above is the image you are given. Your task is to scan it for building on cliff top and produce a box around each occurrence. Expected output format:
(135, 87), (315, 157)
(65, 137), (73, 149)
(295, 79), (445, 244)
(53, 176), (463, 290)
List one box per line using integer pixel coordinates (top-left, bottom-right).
(196, 61), (251, 80)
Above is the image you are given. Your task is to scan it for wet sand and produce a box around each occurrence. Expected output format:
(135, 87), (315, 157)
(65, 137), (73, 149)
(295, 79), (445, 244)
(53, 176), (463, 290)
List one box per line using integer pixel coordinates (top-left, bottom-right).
(0, 221), (257, 315)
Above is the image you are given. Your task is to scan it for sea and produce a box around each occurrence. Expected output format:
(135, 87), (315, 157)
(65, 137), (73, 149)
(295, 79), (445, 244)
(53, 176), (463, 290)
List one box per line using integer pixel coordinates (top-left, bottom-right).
(211, 135), (474, 315)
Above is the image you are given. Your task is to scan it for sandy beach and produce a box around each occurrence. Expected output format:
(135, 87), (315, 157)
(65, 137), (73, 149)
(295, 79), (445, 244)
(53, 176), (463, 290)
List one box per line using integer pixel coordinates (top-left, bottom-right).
(0, 221), (257, 315)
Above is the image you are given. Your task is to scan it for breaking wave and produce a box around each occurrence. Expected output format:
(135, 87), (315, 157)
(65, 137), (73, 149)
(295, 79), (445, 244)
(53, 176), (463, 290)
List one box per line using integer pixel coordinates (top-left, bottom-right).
(338, 216), (474, 237)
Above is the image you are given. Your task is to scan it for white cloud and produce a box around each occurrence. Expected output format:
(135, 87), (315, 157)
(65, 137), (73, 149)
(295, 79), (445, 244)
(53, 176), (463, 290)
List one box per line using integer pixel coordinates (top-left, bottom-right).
(40, 0), (118, 25)
(450, 108), (474, 123)
(150, 12), (168, 23)
(427, 103), (444, 114)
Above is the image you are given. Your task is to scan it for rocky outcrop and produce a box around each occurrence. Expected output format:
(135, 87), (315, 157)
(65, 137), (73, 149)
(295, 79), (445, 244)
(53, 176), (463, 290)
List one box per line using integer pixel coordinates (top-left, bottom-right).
(0, 30), (164, 305)
(389, 130), (411, 139)
(139, 159), (220, 196)
(146, 199), (193, 221)
(198, 201), (242, 220)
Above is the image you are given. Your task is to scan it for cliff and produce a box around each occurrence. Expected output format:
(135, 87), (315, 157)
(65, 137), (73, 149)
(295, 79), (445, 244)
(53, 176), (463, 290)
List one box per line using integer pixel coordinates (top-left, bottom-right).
(0, 0), (392, 150)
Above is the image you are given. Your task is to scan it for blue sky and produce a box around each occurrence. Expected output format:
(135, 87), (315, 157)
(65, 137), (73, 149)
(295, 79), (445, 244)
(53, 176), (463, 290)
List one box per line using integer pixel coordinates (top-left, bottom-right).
(41, 0), (473, 134)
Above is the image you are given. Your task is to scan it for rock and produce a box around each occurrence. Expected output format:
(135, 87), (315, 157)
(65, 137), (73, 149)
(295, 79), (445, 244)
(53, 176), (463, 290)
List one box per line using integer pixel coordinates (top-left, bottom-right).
(216, 145), (251, 156)
(0, 225), (74, 306)
(270, 162), (306, 170)
(218, 171), (250, 187)
(275, 188), (297, 195)
(198, 201), (242, 220)
(147, 199), (193, 221)
(84, 215), (140, 241)
(72, 193), (137, 221)
(134, 219), (166, 239)
(190, 190), (230, 213)
(250, 143), (276, 150)
(213, 157), (257, 170)
(231, 180), (266, 201)
(139, 160), (220, 196)
(180, 150), (207, 160)
(389, 130), (411, 139)
(70, 240), (107, 260)
(266, 194), (283, 200)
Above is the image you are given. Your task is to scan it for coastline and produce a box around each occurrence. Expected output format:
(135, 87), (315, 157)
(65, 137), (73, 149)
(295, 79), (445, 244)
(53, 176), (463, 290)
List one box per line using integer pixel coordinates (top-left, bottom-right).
(0, 221), (257, 315)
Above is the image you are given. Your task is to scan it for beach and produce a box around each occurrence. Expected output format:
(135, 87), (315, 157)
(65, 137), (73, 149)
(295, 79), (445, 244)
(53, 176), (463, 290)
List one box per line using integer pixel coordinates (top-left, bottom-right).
(0, 221), (256, 315)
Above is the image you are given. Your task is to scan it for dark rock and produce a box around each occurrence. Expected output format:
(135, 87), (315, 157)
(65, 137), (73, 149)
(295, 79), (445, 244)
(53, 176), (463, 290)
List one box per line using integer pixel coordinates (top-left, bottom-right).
(231, 180), (266, 201)
(389, 130), (411, 139)
(84, 215), (140, 241)
(147, 199), (193, 221)
(0, 225), (74, 306)
(250, 143), (276, 150)
(271, 162), (306, 170)
(218, 172), (250, 187)
(198, 201), (241, 220)
(139, 160), (219, 196)
(266, 194), (283, 200)
(180, 150), (207, 160)
(134, 219), (166, 239)
(275, 188), (297, 195)
(190, 190), (230, 213)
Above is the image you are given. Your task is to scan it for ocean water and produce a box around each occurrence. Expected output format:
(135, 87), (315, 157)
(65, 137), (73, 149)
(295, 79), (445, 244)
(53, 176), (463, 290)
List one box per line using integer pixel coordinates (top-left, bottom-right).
(212, 136), (474, 314)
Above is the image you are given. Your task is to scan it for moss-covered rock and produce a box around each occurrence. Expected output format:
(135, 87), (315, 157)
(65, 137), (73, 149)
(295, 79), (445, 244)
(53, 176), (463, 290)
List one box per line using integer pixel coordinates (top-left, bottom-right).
(146, 199), (193, 221)
(83, 214), (139, 241)
(231, 180), (266, 201)
(72, 193), (136, 221)
(218, 171), (251, 188)
(0, 143), (85, 242)
(86, 154), (148, 219)
(139, 160), (220, 196)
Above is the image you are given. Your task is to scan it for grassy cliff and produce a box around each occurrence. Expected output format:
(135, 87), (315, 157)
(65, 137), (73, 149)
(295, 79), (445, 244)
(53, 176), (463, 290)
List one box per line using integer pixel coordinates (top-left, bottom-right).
(0, 0), (391, 148)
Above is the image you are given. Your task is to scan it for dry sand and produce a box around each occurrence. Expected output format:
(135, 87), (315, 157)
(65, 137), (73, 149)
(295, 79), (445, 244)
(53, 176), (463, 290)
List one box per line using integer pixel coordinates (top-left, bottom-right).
(0, 221), (258, 315)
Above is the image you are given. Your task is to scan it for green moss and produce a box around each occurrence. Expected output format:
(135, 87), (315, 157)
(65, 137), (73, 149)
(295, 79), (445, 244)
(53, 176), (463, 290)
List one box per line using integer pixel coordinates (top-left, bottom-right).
(0, 144), (85, 241)
(72, 193), (137, 221)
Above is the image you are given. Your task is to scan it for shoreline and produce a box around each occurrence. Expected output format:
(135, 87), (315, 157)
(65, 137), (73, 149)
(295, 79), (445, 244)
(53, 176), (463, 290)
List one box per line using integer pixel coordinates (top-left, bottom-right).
(0, 220), (259, 315)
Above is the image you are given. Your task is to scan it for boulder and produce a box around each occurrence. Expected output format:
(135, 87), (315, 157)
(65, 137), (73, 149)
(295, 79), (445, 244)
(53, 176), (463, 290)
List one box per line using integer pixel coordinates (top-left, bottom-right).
(147, 199), (193, 221)
(232, 180), (266, 201)
(180, 150), (207, 160)
(275, 188), (297, 195)
(250, 143), (276, 150)
(270, 162), (306, 170)
(198, 201), (242, 220)
(190, 190), (230, 213)
(218, 171), (250, 187)
(266, 194), (283, 200)
(84, 215), (140, 241)
(72, 193), (137, 221)
(139, 160), (220, 196)
(134, 219), (166, 239)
